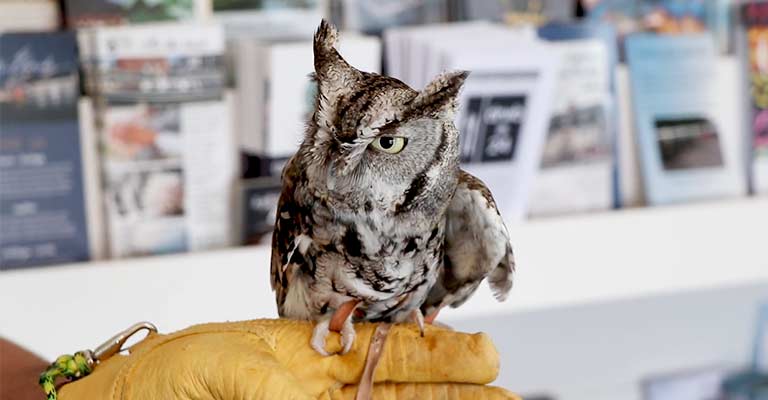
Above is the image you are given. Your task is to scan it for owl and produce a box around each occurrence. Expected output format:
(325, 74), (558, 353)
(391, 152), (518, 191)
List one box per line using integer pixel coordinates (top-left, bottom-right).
(271, 20), (515, 356)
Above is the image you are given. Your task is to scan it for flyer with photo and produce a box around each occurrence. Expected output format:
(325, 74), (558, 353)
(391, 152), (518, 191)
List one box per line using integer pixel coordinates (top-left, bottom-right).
(626, 34), (746, 204)
(86, 23), (237, 258)
(528, 37), (614, 217)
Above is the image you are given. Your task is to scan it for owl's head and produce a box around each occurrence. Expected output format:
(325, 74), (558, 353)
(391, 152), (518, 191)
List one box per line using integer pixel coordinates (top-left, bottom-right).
(302, 20), (467, 214)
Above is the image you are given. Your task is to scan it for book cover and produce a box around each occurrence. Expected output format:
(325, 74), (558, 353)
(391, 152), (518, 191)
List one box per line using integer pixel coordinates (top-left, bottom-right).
(86, 24), (237, 258)
(739, 1), (768, 195)
(526, 39), (614, 217)
(626, 34), (746, 204)
(533, 21), (620, 215)
(64, 0), (198, 28)
(0, 32), (90, 269)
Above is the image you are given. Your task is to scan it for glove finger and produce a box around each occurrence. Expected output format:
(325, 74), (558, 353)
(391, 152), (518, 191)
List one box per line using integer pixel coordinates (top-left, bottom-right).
(325, 382), (521, 400)
(327, 323), (500, 385)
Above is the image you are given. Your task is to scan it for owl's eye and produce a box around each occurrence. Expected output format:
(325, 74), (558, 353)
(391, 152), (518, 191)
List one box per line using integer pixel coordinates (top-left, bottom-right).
(370, 136), (408, 154)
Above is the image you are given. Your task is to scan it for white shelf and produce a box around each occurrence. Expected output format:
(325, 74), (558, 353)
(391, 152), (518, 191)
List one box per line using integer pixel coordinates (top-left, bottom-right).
(1, 197), (766, 361)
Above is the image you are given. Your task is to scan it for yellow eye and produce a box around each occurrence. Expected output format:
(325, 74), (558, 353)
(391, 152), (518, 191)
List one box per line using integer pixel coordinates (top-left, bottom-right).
(370, 136), (407, 154)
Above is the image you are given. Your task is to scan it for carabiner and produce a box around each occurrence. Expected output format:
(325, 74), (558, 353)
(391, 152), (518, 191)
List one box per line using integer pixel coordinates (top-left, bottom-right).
(92, 321), (157, 362)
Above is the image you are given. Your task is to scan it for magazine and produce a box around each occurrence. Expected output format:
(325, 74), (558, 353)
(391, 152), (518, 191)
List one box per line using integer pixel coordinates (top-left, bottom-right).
(626, 33), (746, 205)
(83, 23), (237, 258)
(0, 32), (94, 269)
(531, 21), (619, 216)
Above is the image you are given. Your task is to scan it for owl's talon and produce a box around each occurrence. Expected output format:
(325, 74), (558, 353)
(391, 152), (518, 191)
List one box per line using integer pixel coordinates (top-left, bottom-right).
(410, 309), (425, 337)
(340, 317), (356, 354)
(311, 318), (332, 356)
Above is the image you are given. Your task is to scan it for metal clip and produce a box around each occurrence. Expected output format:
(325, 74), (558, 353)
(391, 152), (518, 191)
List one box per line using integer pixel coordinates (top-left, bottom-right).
(92, 322), (158, 363)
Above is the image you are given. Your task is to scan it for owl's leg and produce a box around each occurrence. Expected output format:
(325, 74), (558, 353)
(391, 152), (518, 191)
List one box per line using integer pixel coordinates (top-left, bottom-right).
(329, 299), (360, 331)
(409, 309), (425, 337)
(332, 300), (360, 355)
(424, 306), (442, 324)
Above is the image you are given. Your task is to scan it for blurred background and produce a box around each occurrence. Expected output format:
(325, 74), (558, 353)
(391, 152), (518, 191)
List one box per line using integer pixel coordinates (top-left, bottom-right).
(1, 0), (767, 399)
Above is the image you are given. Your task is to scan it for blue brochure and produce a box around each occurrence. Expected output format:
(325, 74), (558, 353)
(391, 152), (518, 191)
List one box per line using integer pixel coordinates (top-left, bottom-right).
(0, 32), (90, 269)
(626, 34), (746, 204)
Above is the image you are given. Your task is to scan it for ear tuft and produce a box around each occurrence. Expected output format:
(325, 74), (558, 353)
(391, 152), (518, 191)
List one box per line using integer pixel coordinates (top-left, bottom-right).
(410, 70), (470, 113)
(311, 19), (361, 131)
(314, 19), (338, 56)
(312, 19), (357, 81)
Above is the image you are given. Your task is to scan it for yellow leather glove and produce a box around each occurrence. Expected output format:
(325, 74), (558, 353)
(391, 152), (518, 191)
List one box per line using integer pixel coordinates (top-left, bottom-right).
(58, 319), (518, 400)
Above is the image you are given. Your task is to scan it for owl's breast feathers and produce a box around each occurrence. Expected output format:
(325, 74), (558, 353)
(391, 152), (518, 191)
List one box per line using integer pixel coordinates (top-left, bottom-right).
(271, 155), (446, 321)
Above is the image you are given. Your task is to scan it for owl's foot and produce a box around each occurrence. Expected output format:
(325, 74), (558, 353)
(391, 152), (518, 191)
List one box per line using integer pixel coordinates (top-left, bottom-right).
(339, 315), (356, 355)
(311, 300), (360, 356)
(410, 309), (425, 337)
(310, 318), (333, 356)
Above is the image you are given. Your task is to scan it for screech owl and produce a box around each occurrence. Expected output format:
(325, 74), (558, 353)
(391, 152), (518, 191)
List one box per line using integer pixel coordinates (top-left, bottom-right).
(271, 20), (515, 355)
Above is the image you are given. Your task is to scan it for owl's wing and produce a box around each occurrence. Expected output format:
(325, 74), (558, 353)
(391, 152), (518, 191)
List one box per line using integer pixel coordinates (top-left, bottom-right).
(270, 155), (314, 316)
(423, 170), (515, 315)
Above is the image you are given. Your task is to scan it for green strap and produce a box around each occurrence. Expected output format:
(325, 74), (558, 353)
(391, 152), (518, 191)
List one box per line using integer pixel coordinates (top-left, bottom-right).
(39, 351), (93, 400)
(37, 321), (157, 399)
